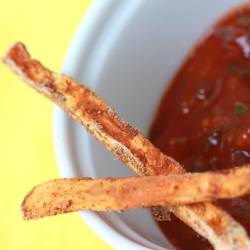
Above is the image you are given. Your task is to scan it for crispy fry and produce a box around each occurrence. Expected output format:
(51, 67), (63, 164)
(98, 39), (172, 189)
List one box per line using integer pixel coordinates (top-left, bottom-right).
(22, 165), (250, 220)
(2, 42), (250, 249)
(2, 42), (183, 177)
(174, 202), (250, 250)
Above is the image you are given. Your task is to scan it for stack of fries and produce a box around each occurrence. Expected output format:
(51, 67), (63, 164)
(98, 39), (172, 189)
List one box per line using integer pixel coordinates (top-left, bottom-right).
(3, 42), (250, 249)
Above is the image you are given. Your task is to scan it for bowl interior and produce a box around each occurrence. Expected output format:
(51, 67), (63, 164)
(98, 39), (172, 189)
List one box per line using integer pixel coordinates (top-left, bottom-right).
(53, 0), (248, 249)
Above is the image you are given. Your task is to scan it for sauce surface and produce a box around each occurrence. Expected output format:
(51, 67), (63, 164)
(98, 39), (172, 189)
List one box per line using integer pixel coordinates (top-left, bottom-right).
(149, 4), (250, 249)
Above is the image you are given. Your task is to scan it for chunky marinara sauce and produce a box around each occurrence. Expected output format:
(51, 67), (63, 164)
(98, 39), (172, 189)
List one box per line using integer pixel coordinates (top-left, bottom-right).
(149, 4), (250, 250)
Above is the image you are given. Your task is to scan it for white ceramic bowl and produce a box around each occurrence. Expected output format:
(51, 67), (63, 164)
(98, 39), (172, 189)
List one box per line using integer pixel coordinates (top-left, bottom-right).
(53, 0), (249, 249)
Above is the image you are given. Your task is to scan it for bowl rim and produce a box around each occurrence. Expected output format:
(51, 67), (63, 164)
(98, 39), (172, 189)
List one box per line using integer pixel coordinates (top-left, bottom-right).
(52, 0), (171, 249)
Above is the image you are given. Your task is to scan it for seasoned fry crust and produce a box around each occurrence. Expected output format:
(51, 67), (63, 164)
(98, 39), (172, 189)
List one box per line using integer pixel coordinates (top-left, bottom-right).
(174, 202), (250, 250)
(22, 165), (250, 220)
(2, 42), (183, 177)
(2, 42), (250, 249)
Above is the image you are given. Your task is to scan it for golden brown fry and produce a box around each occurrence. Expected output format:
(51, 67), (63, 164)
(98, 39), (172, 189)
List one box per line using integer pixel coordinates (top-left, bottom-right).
(174, 202), (250, 250)
(2, 42), (250, 249)
(2, 42), (183, 177)
(22, 165), (250, 220)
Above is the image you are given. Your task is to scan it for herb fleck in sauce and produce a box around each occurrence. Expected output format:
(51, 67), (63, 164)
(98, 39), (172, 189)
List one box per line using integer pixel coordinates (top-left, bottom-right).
(149, 4), (250, 249)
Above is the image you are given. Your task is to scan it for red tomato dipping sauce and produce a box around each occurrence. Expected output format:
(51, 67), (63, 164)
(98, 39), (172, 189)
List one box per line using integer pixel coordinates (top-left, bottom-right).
(149, 4), (250, 250)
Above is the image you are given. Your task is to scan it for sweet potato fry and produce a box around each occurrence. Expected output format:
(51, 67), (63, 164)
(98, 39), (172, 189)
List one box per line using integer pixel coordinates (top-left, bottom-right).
(2, 42), (250, 249)
(22, 165), (250, 220)
(2, 42), (183, 177)
(173, 202), (250, 250)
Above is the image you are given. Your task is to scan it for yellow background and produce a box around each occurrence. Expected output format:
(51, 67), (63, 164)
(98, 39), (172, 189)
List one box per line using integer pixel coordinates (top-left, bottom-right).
(0, 0), (112, 249)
